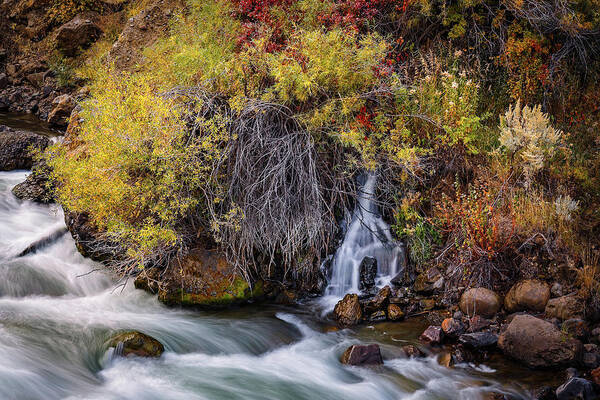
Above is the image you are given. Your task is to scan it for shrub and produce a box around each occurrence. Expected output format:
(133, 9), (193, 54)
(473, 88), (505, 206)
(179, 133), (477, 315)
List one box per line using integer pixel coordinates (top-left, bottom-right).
(498, 100), (562, 184)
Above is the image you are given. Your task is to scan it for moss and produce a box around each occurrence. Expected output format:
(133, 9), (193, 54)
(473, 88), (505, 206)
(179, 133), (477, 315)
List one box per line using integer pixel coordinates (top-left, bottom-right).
(159, 278), (264, 308)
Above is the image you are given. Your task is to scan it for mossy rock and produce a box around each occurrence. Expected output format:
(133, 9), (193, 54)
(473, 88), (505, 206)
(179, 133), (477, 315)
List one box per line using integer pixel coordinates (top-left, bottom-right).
(135, 246), (265, 309)
(107, 331), (164, 358)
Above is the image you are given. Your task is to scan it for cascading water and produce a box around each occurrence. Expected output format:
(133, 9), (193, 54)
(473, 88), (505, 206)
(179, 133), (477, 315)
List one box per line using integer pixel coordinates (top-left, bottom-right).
(0, 120), (537, 399)
(325, 173), (405, 300)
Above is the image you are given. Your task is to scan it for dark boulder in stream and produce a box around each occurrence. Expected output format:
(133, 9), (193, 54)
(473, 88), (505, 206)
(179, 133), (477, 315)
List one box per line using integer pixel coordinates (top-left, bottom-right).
(359, 256), (376, 292)
(334, 293), (363, 326)
(340, 344), (383, 366)
(107, 331), (164, 358)
(0, 126), (49, 171)
(12, 161), (54, 203)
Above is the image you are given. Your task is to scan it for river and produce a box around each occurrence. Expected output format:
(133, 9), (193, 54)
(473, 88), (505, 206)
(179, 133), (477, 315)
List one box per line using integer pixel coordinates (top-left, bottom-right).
(0, 116), (551, 400)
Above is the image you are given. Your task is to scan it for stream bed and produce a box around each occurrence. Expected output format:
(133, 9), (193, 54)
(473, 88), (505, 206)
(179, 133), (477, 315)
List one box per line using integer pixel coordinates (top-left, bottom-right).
(0, 115), (558, 400)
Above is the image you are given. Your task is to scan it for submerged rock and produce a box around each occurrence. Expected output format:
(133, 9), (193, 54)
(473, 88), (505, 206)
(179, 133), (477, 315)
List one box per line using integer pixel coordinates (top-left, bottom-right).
(340, 344), (383, 366)
(359, 256), (377, 292)
(504, 279), (550, 313)
(107, 331), (164, 358)
(498, 314), (582, 369)
(0, 127), (49, 171)
(334, 294), (363, 326)
(459, 288), (501, 318)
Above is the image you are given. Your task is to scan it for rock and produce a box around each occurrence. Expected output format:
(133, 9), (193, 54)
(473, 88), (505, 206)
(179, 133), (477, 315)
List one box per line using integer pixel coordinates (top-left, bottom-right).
(334, 294), (363, 326)
(26, 71), (45, 88)
(135, 247), (264, 308)
(441, 318), (465, 338)
(401, 345), (425, 358)
(459, 288), (502, 318)
(359, 256), (377, 292)
(562, 319), (589, 341)
(458, 332), (498, 348)
(452, 345), (476, 365)
(498, 314), (582, 369)
(48, 94), (75, 127)
(532, 386), (557, 400)
(0, 127), (50, 170)
(414, 267), (442, 294)
(556, 377), (596, 400)
(0, 73), (7, 89)
(504, 279), (550, 313)
(453, 310), (464, 320)
(419, 325), (444, 345)
(107, 331), (164, 358)
(468, 315), (492, 332)
(363, 285), (391, 314)
(438, 351), (452, 367)
(387, 304), (404, 321)
(369, 310), (386, 322)
(340, 344), (383, 366)
(551, 282), (564, 298)
(56, 15), (102, 56)
(420, 298), (435, 311)
(65, 211), (124, 263)
(546, 295), (584, 320)
(11, 162), (54, 203)
(583, 343), (600, 369)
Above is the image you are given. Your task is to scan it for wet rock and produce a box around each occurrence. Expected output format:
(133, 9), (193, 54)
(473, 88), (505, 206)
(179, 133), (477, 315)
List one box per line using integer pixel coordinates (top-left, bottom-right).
(583, 343), (600, 369)
(11, 162), (54, 203)
(0, 127), (50, 170)
(414, 267), (442, 294)
(340, 344), (383, 366)
(562, 319), (589, 341)
(468, 315), (492, 332)
(458, 332), (498, 348)
(369, 310), (387, 322)
(459, 288), (501, 318)
(556, 377), (596, 400)
(419, 325), (444, 345)
(546, 295), (584, 320)
(441, 318), (465, 338)
(401, 345), (425, 358)
(504, 279), (550, 313)
(107, 331), (164, 358)
(65, 211), (124, 263)
(498, 314), (582, 369)
(387, 304), (404, 321)
(48, 94), (75, 127)
(135, 247), (264, 308)
(438, 351), (452, 367)
(56, 15), (102, 57)
(452, 345), (475, 365)
(359, 256), (377, 292)
(334, 294), (363, 326)
(363, 285), (391, 314)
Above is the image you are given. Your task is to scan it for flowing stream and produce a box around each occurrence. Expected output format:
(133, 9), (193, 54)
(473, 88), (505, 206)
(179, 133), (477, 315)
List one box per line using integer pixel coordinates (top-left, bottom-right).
(0, 120), (545, 399)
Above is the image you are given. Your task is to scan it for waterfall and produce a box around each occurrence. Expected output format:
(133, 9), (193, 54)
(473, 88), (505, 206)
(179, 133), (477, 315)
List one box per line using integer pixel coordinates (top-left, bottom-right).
(325, 173), (405, 298)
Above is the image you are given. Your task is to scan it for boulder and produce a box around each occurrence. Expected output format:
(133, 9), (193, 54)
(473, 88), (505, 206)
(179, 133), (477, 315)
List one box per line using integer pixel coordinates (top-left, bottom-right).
(334, 294), (363, 326)
(498, 314), (582, 368)
(359, 256), (377, 292)
(414, 267), (442, 294)
(504, 279), (550, 312)
(134, 247), (264, 308)
(419, 325), (444, 345)
(441, 318), (465, 338)
(459, 288), (501, 318)
(556, 377), (596, 400)
(387, 304), (404, 321)
(458, 332), (498, 348)
(107, 331), (164, 358)
(48, 94), (75, 127)
(0, 127), (50, 170)
(65, 211), (124, 263)
(340, 344), (383, 366)
(545, 295), (584, 320)
(56, 15), (102, 56)
(363, 285), (391, 314)
(11, 162), (54, 203)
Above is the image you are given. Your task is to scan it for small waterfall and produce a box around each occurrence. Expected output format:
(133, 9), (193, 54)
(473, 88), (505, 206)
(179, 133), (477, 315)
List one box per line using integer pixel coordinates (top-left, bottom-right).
(325, 173), (405, 298)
